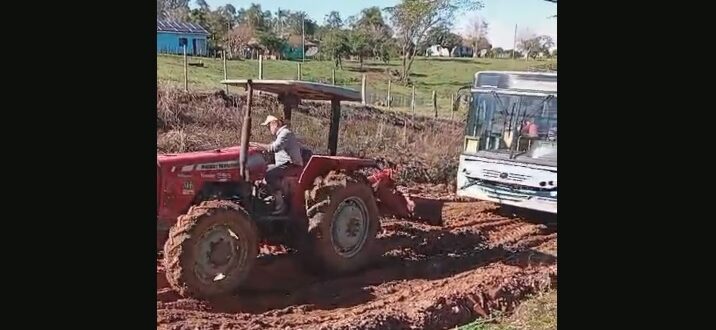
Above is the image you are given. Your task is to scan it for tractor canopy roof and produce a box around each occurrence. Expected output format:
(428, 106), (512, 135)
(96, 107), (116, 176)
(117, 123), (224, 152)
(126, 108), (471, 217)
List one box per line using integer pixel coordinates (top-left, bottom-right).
(220, 79), (361, 102)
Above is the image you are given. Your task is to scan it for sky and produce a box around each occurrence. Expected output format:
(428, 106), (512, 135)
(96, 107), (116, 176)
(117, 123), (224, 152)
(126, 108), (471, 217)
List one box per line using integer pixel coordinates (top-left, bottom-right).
(199, 0), (557, 50)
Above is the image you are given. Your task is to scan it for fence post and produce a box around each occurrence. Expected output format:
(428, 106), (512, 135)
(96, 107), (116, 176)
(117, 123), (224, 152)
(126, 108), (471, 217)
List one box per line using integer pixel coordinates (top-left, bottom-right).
(387, 79), (392, 110)
(258, 55), (263, 79)
(411, 85), (416, 125)
(223, 50), (228, 93)
(332, 69), (336, 85)
(361, 74), (367, 105)
(183, 44), (188, 92)
(297, 63), (302, 80)
(451, 93), (455, 120)
(432, 90), (437, 118)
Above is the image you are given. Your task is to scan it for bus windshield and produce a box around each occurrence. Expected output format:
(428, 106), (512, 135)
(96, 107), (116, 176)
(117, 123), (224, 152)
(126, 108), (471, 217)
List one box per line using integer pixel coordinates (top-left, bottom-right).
(466, 91), (557, 150)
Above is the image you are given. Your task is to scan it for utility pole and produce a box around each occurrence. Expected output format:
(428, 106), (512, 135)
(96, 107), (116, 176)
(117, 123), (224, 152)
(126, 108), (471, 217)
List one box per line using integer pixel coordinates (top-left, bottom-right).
(302, 14), (305, 62)
(512, 24), (517, 59)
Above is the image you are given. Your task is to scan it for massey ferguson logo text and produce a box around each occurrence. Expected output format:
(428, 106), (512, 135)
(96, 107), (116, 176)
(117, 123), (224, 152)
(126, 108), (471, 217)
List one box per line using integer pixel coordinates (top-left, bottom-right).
(197, 161), (239, 170)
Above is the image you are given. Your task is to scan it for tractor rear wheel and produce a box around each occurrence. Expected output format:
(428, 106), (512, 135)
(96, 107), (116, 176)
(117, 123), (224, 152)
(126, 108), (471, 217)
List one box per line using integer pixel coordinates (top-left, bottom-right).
(303, 171), (380, 274)
(163, 200), (258, 299)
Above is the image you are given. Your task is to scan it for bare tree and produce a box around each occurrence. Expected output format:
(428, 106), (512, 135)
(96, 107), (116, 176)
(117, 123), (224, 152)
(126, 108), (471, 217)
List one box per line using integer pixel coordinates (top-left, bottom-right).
(463, 15), (489, 58)
(386, 0), (483, 83)
(226, 24), (255, 59)
(517, 28), (554, 59)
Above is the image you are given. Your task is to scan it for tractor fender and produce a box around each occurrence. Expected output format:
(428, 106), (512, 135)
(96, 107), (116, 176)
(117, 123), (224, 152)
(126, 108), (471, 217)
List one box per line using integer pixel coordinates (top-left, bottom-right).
(191, 181), (251, 205)
(298, 155), (377, 192)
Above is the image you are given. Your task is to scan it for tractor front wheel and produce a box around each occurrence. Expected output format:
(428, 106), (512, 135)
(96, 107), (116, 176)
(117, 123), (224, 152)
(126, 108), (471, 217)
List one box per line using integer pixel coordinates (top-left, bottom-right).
(163, 200), (258, 299)
(304, 171), (380, 274)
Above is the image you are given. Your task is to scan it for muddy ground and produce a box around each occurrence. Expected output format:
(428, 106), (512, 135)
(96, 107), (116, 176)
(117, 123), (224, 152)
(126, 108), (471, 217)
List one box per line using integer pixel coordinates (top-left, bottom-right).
(157, 90), (557, 329)
(157, 195), (557, 330)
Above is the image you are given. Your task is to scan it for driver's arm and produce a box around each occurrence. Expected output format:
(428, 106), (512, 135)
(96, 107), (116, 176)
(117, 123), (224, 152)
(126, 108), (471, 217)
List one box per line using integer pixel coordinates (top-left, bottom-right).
(250, 142), (270, 150)
(265, 129), (289, 153)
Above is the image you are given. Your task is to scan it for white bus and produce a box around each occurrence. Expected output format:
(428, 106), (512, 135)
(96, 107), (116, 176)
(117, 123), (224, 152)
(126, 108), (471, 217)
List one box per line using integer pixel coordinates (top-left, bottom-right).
(456, 71), (557, 214)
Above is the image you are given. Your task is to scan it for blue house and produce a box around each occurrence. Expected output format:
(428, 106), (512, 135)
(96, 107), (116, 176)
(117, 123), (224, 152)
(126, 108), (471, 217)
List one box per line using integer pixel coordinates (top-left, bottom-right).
(157, 19), (209, 56)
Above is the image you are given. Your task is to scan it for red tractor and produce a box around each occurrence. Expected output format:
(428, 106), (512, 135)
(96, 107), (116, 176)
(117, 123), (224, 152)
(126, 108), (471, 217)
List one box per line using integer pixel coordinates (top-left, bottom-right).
(157, 80), (415, 298)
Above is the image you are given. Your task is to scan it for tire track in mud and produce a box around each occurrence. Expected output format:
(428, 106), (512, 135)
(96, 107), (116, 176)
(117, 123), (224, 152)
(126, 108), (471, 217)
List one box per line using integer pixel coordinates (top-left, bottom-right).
(157, 200), (557, 330)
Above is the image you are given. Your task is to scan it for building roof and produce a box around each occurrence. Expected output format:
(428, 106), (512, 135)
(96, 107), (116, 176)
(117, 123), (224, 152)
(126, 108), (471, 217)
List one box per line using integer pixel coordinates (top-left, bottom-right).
(285, 35), (318, 47)
(157, 19), (209, 35)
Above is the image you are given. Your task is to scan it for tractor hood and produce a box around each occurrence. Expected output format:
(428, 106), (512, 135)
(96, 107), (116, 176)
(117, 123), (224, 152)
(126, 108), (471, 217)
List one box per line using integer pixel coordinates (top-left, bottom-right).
(157, 146), (268, 181)
(157, 146), (261, 168)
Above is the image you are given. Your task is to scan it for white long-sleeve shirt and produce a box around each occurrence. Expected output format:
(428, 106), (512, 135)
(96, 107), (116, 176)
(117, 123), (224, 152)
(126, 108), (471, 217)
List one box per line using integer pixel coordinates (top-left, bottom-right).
(266, 125), (304, 166)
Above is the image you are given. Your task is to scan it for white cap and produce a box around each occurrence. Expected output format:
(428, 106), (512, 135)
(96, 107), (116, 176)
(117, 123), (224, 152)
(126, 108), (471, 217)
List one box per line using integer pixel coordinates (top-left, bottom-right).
(260, 115), (279, 126)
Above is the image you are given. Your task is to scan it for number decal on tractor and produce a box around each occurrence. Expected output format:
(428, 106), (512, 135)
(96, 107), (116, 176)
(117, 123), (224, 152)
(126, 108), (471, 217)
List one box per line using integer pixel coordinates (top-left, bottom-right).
(182, 181), (194, 195)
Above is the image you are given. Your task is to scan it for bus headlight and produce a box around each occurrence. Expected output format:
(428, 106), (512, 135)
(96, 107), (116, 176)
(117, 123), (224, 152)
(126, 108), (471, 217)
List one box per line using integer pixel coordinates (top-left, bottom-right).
(464, 136), (480, 153)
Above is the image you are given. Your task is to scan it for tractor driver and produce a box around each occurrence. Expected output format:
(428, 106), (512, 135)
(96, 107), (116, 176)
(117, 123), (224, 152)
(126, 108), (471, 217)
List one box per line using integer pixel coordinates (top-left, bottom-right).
(251, 115), (304, 214)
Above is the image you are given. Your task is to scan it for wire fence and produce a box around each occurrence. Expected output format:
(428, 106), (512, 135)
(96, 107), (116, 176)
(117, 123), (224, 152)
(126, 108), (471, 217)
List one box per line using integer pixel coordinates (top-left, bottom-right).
(159, 50), (480, 120)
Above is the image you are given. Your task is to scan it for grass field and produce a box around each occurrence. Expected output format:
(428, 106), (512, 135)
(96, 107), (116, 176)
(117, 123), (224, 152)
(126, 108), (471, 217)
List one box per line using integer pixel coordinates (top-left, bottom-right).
(157, 54), (556, 118)
(457, 291), (557, 330)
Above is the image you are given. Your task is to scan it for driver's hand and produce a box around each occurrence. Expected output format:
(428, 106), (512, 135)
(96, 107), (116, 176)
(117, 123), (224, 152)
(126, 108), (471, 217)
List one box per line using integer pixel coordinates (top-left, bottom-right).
(250, 142), (268, 151)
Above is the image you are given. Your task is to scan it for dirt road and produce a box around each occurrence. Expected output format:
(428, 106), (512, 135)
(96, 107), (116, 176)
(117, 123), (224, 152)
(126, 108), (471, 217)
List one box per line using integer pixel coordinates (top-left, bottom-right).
(157, 199), (557, 330)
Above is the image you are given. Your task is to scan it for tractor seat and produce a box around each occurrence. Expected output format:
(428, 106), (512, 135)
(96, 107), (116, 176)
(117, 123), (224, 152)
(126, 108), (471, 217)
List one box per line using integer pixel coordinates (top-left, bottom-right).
(280, 165), (303, 198)
(300, 147), (313, 167)
(283, 164), (304, 178)
(278, 148), (311, 196)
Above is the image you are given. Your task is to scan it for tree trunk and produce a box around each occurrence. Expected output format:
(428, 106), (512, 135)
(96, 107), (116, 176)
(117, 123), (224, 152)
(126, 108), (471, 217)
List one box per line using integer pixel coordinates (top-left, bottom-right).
(402, 47), (419, 83)
(401, 45), (408, 82)
(359, 56), (363, 71)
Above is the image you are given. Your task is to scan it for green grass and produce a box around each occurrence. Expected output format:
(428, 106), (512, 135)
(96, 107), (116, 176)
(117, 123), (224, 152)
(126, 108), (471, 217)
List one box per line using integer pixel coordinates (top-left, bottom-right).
(457, 291), (557, 330)
(157, 54), (556, 118)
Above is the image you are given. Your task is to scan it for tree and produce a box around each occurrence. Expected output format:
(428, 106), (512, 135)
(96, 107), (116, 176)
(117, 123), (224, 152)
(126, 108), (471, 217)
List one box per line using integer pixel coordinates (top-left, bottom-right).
(353, 7), (393, 62)
(195, 0), (209, 11)
(226, 24), (255, 58)
(158, 0), (190, 21)
(347, 30), (372, 70)
(157, 0), (165, 18)
(236, 3), (272, 31)
(551, 48), (557, 57)
(489, 47), (505, 58)
(386, 0), (483, 82)
(222, 4), (236, 16)
(504, 49), (523, 58)
(322, 30), (350, 69)
(420, 24), (463, 54)
(283, 11), (317, 37)
(324, 11), (343, 29)
(517, 29), (554, 59)
(189, 8), (208, 26)
(464, 14), (489, 58)
(258, 31), (286, 59)
(272, 8), (291, 36)
(217, 4), (237, 25)
(206, 10), (231, 46)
